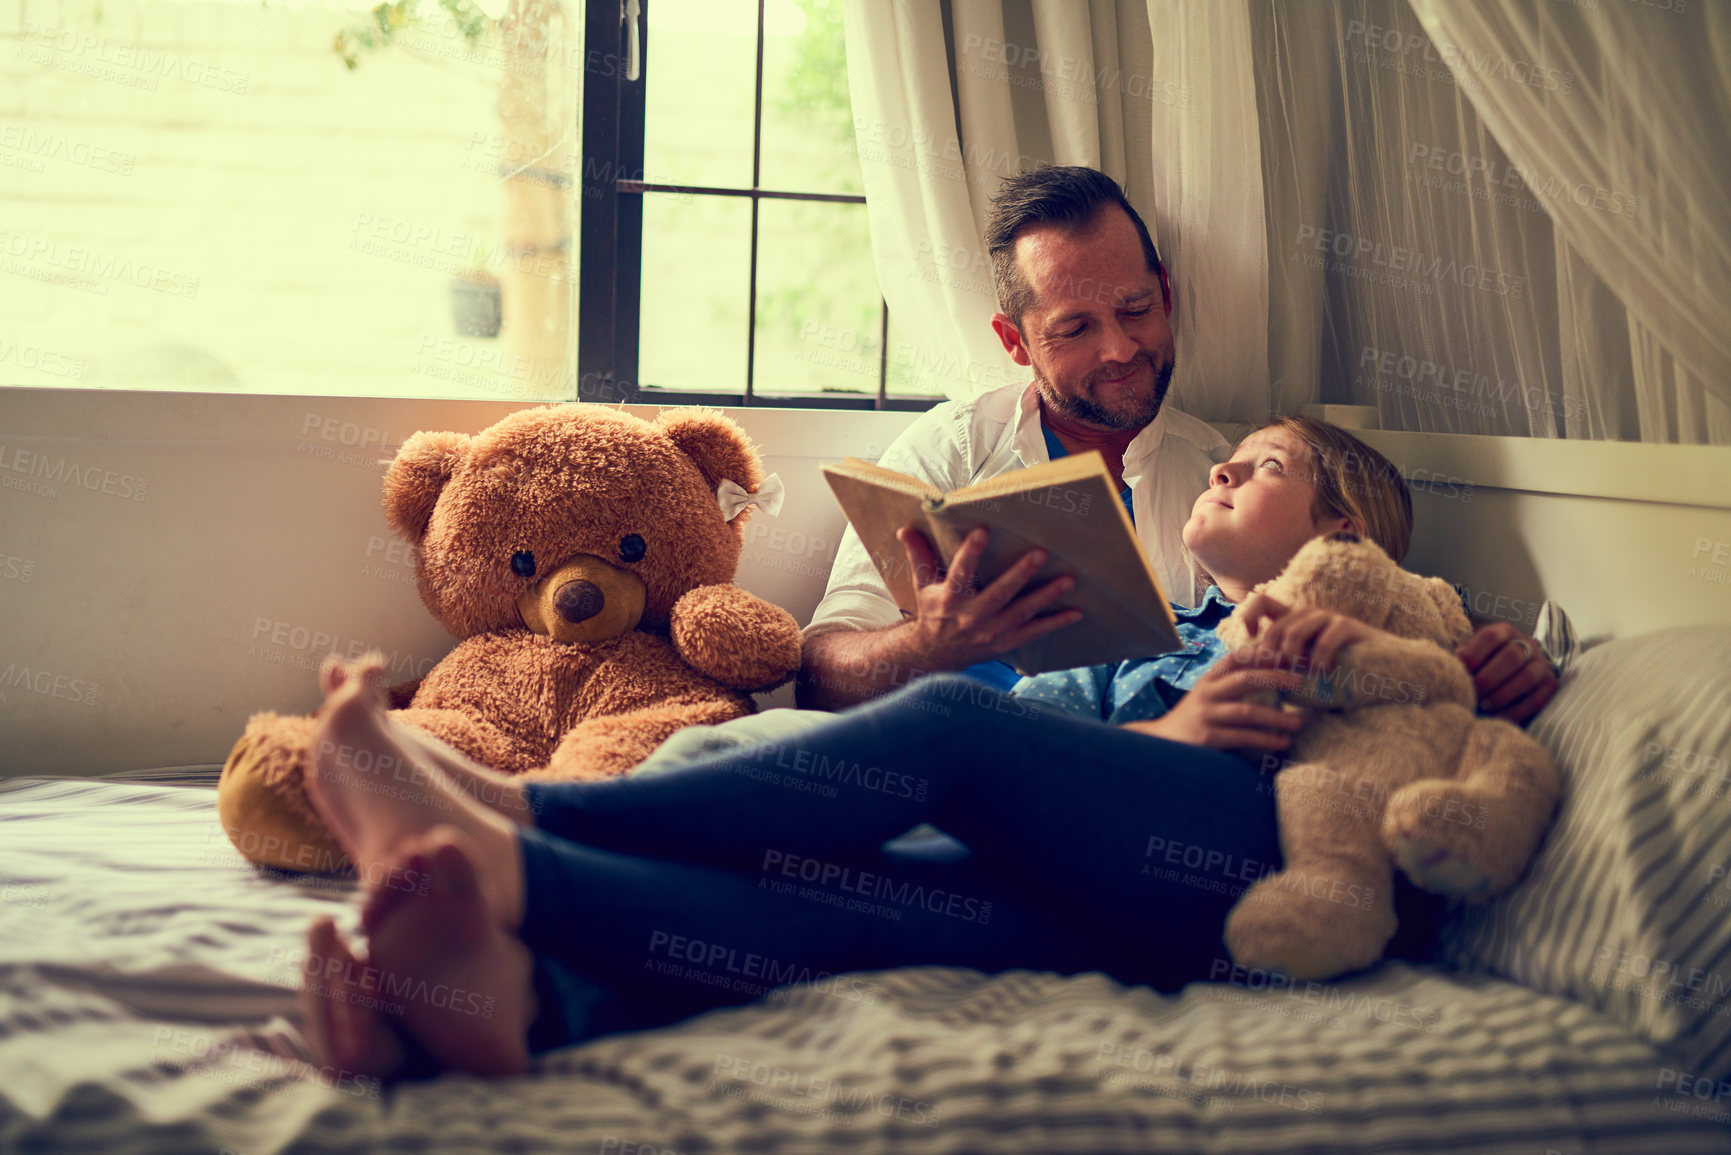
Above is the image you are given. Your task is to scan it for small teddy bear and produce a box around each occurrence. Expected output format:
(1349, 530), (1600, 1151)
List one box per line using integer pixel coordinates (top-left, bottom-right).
(217, 405), (802, 870)
(1214, 533), (1561, 982)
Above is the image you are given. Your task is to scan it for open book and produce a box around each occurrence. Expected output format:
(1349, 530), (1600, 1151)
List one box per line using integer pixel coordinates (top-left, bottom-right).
(821, 451), (1182, 675)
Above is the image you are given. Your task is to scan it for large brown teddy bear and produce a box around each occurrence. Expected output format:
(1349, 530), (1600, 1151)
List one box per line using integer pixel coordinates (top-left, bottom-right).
(218, 405), (802, 871)
(1215, 533), (1560, 981)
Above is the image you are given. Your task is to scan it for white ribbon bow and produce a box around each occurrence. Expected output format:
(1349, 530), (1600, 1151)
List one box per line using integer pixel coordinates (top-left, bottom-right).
(716, 472), (785, 521)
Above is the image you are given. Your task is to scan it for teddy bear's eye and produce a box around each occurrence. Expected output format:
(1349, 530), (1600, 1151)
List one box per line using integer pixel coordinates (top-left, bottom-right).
(511, 550), (536, 577)
(618, 534), (647, 564)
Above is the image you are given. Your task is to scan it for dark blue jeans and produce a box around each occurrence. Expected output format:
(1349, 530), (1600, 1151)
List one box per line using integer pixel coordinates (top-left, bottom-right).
(513, 674), (1281, 1050)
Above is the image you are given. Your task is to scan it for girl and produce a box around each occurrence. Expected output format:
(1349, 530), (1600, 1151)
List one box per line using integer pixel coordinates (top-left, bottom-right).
(298, 417), (1422, 1079)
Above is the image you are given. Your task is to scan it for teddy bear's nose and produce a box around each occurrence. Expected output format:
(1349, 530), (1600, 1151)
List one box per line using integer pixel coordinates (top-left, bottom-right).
(1328, 531), (1361, 544)
(554, 579), (607, 624)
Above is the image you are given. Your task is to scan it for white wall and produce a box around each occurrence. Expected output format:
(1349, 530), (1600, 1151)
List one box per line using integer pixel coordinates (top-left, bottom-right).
(4, 387), (1730, 780)
(1361, 429), (1731, 646)
(0, 388), (917, 777)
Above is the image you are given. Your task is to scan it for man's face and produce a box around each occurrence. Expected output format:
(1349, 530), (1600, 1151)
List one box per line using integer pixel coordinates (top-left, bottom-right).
(990, 206), (1175, 432)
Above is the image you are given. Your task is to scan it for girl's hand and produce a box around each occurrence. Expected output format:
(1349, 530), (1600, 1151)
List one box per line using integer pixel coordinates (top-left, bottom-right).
(1121, 650), (1306, 752)
(1236, 593), (1377, 676)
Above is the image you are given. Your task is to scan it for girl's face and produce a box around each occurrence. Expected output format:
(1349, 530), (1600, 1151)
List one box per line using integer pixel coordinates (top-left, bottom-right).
(1182, 427), (1355, 590)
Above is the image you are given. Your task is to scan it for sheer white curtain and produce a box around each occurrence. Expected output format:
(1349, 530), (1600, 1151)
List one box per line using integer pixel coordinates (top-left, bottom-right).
(842, 1), (1000, 400)
(1144, 0), (1274, 422)
(1256, 0), (1730, 443)
(1413, 0), (1731, 445)
(1256, 0), (1568, 438)
(846, 0), (1729, 444)
(842, 0), (1273, 421)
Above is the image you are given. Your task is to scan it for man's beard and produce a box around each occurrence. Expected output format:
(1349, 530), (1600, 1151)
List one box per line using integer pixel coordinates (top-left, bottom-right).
(1036, 354), (1174, 432)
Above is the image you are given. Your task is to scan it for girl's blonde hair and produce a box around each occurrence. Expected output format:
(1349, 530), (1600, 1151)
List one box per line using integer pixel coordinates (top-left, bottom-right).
(1259, 415), (1413, 562)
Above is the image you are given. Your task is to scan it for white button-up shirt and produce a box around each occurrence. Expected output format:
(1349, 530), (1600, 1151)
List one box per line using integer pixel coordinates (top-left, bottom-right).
(804, 380), (1232, 641)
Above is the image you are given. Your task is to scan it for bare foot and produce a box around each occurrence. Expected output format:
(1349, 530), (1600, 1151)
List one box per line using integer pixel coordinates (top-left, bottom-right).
(395, 729), (537, 825)
(306, 672), (525, 929)
(299, 915), (406, 1082)
(321, 654), (536, 824)
(362, 827), (537, 1078)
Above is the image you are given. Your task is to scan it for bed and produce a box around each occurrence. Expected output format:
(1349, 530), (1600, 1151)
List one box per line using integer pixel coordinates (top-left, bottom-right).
(5, 625), (1731, 1154)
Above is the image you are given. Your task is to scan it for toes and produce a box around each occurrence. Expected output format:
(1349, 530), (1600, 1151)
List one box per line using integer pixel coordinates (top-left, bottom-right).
(323, 676), (388, 742)
(299, 918), (343, 1064)
(350, 653), (390, 704)
(318, 655), (348, 698)
(301, 917), (408, 1080)
(303, 918), (367, 1068)
(319, 653), (390, 705)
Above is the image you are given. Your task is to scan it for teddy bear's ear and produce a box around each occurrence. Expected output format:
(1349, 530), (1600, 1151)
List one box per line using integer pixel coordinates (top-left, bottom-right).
(1423, 576), (1476, 649)
(657, 408), (764, 495)
(1385, 572), (1474, 647)
(382, 430), (470, 544)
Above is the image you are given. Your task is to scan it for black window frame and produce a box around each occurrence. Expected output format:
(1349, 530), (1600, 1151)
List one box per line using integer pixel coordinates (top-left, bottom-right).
(577, 0), (938, 412)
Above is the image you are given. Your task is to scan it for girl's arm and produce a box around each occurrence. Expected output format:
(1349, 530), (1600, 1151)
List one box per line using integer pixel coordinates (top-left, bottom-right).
(1120, 652), (1307, 750)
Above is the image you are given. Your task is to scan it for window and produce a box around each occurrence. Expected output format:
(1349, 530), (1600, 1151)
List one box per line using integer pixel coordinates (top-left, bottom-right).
(2, 0), (585, 401)
(577, 0), (941, 410)
(2, 0), (940, 411)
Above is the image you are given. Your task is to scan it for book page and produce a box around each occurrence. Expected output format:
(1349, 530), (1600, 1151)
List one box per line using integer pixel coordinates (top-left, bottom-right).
(821, 460), (943, 615)
(824, 457), (944, 501)
(945, 451), (1105, 503)
(932, 454), (1180, 672)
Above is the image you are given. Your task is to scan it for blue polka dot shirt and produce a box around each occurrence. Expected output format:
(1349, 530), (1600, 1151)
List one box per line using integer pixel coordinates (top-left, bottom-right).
(1010, 586), (1238, 724)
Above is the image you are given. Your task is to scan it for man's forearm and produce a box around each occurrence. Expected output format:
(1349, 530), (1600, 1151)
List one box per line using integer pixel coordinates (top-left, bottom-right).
(796, 623), (943, 710)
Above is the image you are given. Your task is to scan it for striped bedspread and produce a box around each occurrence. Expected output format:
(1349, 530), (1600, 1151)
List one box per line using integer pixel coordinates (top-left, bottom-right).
(2, 775), (1727, 1154)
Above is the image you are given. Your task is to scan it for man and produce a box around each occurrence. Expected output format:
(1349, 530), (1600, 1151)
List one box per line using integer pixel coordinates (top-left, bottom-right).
(797, 166), (1557, 724)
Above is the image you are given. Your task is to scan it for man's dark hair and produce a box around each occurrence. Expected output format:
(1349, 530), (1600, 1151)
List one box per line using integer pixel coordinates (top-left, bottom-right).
(984, 166), (1163, 327)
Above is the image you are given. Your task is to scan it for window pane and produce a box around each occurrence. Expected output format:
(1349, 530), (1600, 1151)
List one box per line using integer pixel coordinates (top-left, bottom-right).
(643, 0), (757, 191)
(638, 192), (751, 391)
(2, 0), (579, 400)
(753, 199), (878, 396)
(758, 0), (861, 197)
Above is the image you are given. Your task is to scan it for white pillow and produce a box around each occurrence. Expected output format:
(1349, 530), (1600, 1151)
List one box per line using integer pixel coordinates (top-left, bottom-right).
(1440, 625), (1731, 1080)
